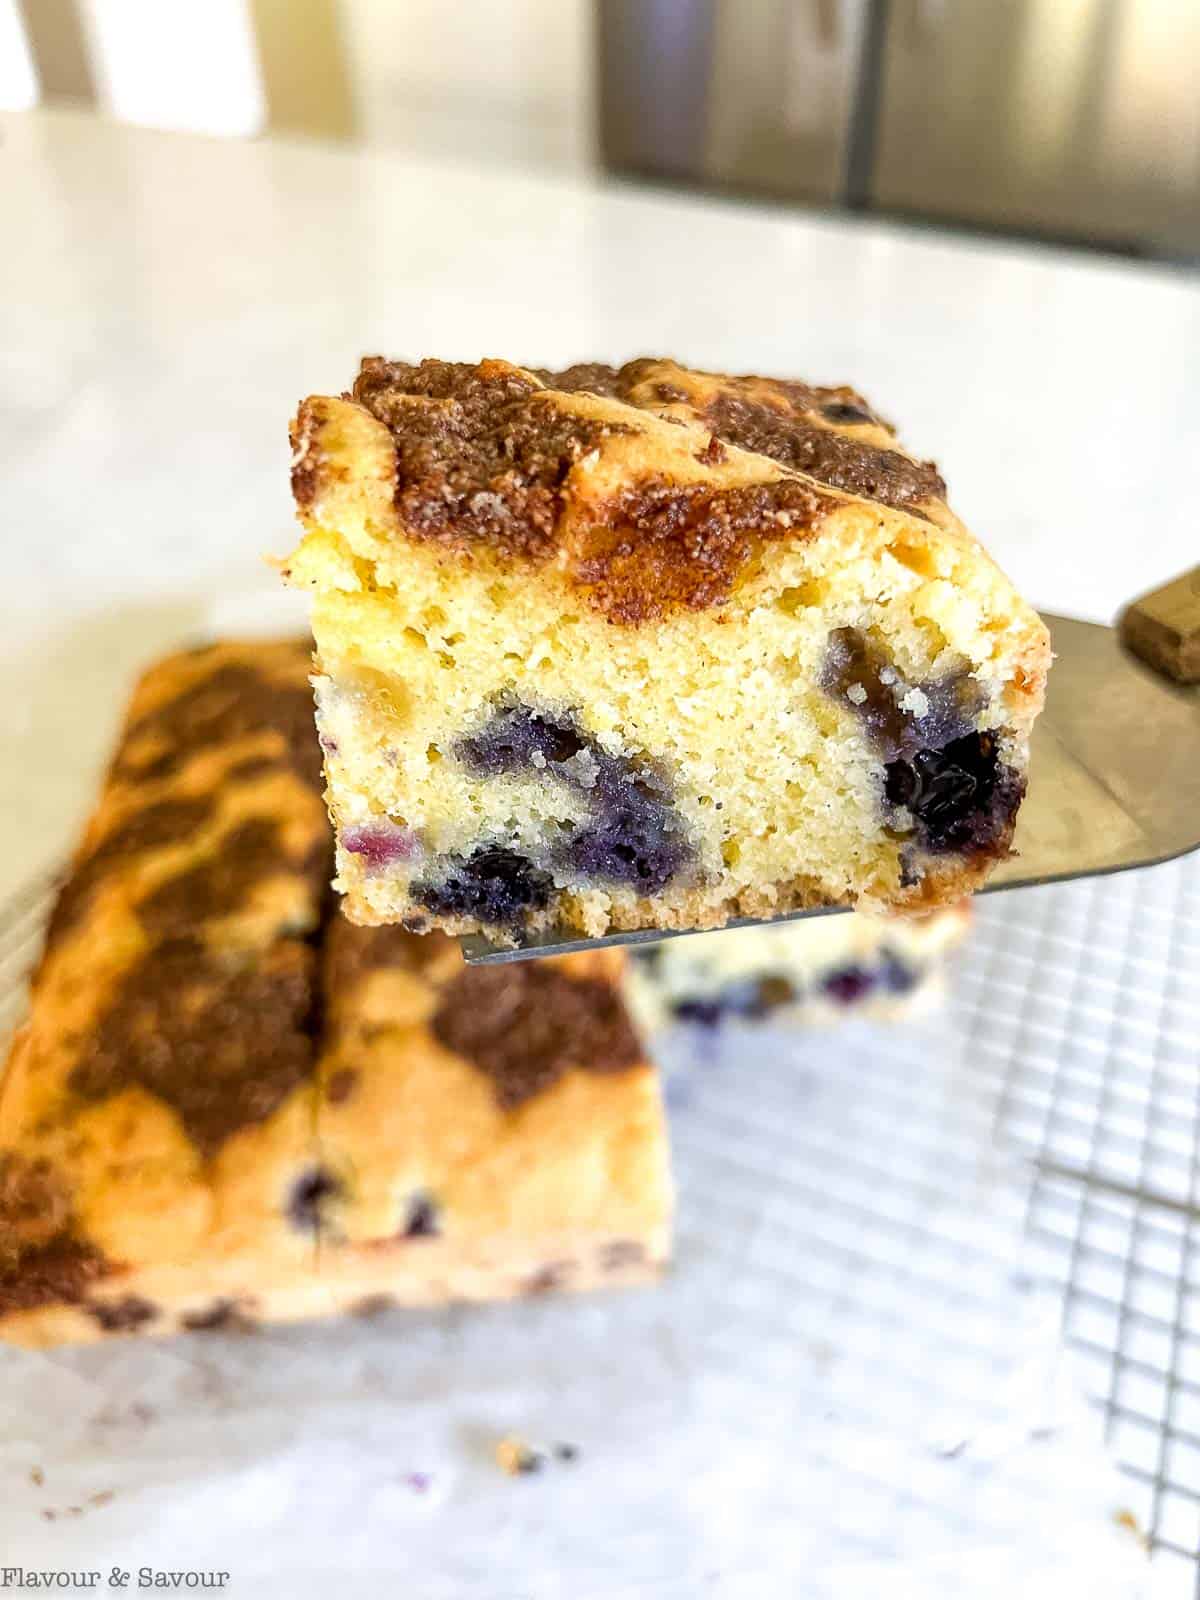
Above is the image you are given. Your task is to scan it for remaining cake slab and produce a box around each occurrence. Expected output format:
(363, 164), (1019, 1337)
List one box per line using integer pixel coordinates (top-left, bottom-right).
(626, 903), (971, 1036)
(0, 639), (333, 1346)
(286, 356), (1049, 945)
(307, 922), (670, 1314)
(0, 641), (669, 1347)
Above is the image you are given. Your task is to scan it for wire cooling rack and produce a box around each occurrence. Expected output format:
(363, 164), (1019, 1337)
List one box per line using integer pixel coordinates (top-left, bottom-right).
(956, 850), (1200, 1593)
(0, 854), (1197, 1594)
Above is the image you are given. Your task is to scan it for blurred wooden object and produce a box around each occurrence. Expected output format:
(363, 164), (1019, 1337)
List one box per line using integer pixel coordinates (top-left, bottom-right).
(11, 0), (585, 163)
(1120, 567), (1200, 685)
(248, 0), (356, 140)
(15, 0), (94, 104)
(13, 0), (354, 141)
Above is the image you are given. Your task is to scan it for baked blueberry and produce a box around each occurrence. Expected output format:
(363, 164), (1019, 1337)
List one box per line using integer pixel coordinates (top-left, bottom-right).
(402, 1192), (439, 1238)
(414, 847), (553, 926)
(885, 732), (1024, 856)
(288, 356), (1048, 936)
(288, 1167), (343, 1233)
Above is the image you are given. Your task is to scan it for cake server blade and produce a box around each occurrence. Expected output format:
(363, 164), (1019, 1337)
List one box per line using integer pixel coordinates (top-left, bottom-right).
(461, 611), (1200, 965)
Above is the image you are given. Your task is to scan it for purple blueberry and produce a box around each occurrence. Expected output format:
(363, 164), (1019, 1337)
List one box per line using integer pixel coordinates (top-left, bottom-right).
(455, 705), (586, 775)
(342, 822), (418, 871)
(885, 731), (1023, 856)
(562, 773), (690, 892)
(288, 1168), (342, 1233)
(402, 1192), (439, 1238)
(879, 952), (919, 994)
(673, 998), (725, 1028)
(822, 627), (979, 763)
(414, 846), (552, 926)
(822, 967), (876, 1006)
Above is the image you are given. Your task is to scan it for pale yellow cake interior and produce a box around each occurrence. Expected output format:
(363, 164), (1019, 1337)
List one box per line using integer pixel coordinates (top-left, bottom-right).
(293, 497), (1041, 934)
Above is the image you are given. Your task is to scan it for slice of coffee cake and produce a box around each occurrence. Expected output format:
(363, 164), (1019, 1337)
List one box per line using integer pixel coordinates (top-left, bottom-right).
(286, 357), (1049, 943)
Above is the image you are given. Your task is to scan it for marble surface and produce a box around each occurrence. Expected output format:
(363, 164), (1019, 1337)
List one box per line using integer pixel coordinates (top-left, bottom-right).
(3, 106), (1199, 899)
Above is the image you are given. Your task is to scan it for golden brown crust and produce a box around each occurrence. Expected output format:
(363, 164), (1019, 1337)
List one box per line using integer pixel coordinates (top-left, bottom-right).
(42, 639), (327, 962)
(315, 923), (669, 1257)
(67, 939), (320, 1160)
(430, 963), (644, 1109)
(296, 356), (968, 624)
(0, 1152), (108, 1317)
(541, 358), (945, 513)
(321, 919), (646, 1109)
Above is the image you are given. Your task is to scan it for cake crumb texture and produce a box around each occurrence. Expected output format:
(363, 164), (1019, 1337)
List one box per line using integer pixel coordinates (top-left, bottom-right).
(287, 356), (1050, 938)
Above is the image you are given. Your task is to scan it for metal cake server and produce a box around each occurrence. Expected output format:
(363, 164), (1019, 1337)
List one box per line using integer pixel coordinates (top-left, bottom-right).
(461, 606), (1200, 966)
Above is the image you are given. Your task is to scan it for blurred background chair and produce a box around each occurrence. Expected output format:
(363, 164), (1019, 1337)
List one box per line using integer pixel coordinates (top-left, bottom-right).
(5, 0), (1198, 259)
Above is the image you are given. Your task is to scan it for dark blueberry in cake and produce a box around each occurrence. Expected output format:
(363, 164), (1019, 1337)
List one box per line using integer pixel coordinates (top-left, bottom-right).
(524, 1263), (568, 1296)
(287, 1167), (343, 1233)
(885, 731), (1024, 856)
(454, 700), (692, 894)
(822, 966), (876, 1006)
(821, 400), (874, 425)
(721, 979), (773, 1019)
(563, 778), (690, 892)
(822, 628), (980, 763)
(878, 950), (920, 994)
(401, 1191), (439, 1238)
(87, 1295), (158, 1333)
(674, 974), (794, 1027)
(342, 821), (418, 871)
(414, 846), (553, 926)
(673, 998), (725, 1028)
(456, 704), (587, 776)
(181, 1299), (256, 1334)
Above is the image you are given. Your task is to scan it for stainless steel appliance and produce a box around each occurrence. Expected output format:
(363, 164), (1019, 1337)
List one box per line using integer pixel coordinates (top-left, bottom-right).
(597, 0), (1200, 258)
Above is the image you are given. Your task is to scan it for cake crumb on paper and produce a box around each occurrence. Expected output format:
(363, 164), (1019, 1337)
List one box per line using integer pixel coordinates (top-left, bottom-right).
(495, 1436), (545, 1476)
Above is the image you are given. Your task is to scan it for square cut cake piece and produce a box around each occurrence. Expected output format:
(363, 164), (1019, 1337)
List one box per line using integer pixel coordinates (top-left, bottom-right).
(0, 641), (669, 1346)
(304, 921), (670, 1314)
(626, 903), (971, 1036)
(286, 356), (1050, 943)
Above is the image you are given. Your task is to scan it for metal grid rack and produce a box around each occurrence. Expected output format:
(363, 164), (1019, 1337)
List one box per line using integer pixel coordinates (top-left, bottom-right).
(958, 850), (1200, 1592)
(0, 852), (1197, 1592)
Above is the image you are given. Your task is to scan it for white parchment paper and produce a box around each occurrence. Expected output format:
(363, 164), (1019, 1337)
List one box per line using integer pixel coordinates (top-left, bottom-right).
(0, 1007), (1151, 1598)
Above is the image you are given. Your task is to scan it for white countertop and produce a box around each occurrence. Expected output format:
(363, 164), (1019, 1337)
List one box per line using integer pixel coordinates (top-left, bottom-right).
(3, 106), (1198, 900)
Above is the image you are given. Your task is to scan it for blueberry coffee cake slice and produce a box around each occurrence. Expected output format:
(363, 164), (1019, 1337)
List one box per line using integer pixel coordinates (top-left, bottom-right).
(285, 357), (1050, 943)
(626, 903), (971, 1036)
